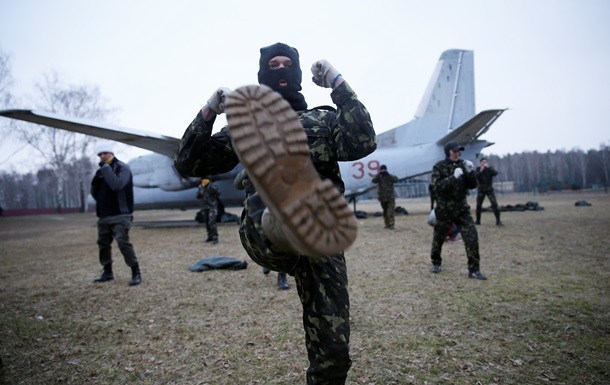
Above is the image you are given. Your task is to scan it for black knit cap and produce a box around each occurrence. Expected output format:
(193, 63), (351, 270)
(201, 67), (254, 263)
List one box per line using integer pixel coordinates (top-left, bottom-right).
(257, 42), (302, 89)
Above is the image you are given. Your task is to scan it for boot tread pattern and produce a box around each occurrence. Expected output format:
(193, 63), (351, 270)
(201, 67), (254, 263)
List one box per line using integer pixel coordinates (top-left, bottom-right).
(226, 85), (357, 257)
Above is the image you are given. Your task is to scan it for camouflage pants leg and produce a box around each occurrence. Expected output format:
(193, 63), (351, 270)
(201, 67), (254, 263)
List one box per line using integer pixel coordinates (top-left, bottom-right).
(380, 199), (395, 228)
(476, 192), (485, 222)
(455, 213), (481, 273)
(204, 208), (218, 240)
(430, 218), (452, 266)
(239, 193), (351, 384)
(294, 254), (351, 385)
(476, 190), (500, 222)
(487, 190), (501, 220)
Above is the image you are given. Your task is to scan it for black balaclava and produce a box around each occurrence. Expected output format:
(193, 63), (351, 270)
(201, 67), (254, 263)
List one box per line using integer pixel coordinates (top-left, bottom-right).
(258, 42), (307, 111)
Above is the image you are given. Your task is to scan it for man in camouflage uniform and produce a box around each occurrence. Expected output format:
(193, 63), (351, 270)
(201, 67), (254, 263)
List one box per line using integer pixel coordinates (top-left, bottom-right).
(372, 164), (399, 229)
(429, 141), (487, 280)
(174, 42), (376, 385)
(475, 157), (503, 226)
(197, 178), (220, 244)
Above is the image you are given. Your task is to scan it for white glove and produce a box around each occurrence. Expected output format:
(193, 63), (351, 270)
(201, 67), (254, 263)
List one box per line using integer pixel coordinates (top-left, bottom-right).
(207, 87), (232, 114)
(463, 160), (474, 173)
(453, 167), (464, 179)
(311, 59), (341, 88)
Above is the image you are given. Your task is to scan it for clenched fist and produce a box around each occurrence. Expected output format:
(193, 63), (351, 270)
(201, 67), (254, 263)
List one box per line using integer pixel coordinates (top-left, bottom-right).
(311, 59), (341, 88)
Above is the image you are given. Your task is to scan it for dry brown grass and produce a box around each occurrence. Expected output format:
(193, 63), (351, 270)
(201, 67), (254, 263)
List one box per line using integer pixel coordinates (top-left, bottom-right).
(0, 191), (609, 384)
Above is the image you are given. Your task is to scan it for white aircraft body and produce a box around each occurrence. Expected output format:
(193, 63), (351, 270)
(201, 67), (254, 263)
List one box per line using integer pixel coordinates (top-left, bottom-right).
(0, 49), (505, 209)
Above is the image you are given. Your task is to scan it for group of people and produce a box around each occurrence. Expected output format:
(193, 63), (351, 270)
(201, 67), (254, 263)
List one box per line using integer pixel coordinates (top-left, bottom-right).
(373, 149), (503, 281)
(88, 42), (502, 385)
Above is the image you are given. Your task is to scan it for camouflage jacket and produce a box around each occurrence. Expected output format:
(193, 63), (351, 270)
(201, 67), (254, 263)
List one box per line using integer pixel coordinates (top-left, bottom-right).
(173, 82), (376, 194)
(431, 158), (478, 216)
(197, 182), (220, 209)
(372, 172), (398, 202)
(476, 166), (498, 192)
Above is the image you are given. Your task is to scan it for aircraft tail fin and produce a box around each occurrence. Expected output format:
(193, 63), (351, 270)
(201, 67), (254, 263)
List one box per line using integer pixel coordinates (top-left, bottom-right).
(377, 49), (476, 148)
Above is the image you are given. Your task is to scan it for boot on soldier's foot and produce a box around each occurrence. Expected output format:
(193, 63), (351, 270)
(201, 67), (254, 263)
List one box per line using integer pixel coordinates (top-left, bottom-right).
(94, 264), (114, 283)
(277, 273), (289, 290)
(468, 271), (487, 280)
(129, 264), (142, 286)
(226, 85), (357, 258)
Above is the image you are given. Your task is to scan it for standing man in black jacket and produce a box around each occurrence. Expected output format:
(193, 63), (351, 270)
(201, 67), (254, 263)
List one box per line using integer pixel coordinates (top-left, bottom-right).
(91, 146), (142, 286)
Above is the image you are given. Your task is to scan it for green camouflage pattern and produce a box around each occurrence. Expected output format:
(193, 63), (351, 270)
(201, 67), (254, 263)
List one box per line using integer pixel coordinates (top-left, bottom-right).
(198, 182), (220, 240)
(197, 182), (220, 209)
(174, 81), (375, 385)
(372, 171), (399, 228)
(430, 158), (481, 273)
(476, 166), (501, 222)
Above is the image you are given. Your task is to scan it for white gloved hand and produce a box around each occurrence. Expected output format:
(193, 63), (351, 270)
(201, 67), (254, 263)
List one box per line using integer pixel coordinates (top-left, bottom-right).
(453, 167), (464, 179)
(463, 160), (474, 173)
(207, 87), (232, 114)
(311, 59), (341, 88)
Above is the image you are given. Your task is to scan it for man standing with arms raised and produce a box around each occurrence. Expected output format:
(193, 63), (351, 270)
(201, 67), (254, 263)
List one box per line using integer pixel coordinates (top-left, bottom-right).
(174, 43), (376, 384)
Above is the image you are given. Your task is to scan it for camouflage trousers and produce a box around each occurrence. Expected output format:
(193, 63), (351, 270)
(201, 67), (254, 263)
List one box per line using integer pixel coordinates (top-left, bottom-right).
(97, 215), (138, 268)
(202, 207), (218, 240)
(430, 208), (481, 273)
(476, 189), (500, 222)
(379, 198), (395, 228)
(239, 194), (351, 385)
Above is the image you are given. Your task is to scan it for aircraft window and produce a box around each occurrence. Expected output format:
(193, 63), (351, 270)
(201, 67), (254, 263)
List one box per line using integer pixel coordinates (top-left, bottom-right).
(447, 75), (450, 82)
(449, 64), (453, 70)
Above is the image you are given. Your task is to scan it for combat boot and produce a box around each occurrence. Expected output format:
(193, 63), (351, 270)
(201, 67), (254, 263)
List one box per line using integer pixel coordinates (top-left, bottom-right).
(277, 272), (289, 290)
(94, 263), (114, 283)
(495, 214), (504, 226)
(129, 264), (142, 286)
(226, 85), (357, 258)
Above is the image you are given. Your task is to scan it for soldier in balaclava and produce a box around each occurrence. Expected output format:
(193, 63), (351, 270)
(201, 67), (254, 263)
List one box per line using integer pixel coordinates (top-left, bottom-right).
(174, 42), (376, 384)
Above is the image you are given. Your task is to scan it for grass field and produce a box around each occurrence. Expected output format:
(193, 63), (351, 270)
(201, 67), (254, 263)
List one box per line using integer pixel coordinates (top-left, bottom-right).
(0, 191), (608, 384)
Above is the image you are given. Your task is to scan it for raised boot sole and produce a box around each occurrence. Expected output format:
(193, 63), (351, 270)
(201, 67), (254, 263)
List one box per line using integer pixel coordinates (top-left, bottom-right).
(225, 85), (358, 257)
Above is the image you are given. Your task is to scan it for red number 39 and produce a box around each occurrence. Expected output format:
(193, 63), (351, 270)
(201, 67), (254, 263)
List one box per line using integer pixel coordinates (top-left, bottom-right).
(352, 160), (380, 179)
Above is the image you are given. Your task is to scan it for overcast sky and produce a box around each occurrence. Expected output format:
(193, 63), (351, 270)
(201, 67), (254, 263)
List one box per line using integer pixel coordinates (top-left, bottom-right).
(1, 0), (609, 172)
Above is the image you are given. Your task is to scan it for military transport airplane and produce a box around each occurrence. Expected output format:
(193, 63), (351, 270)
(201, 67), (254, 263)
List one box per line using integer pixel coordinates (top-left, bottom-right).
(0, 49), (505, 209)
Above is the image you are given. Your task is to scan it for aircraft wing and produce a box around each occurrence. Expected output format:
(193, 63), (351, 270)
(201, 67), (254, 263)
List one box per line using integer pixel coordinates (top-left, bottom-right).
(437, 109), (506, 146)
(0, 109), (180, 158)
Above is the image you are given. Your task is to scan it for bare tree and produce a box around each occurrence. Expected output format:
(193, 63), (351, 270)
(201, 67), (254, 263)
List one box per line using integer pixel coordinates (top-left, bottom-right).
(15, 72), (115, 212)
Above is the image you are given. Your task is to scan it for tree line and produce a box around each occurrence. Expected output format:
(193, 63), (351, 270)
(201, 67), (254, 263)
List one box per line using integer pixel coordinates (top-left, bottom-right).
(485, 147), (610, 193)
